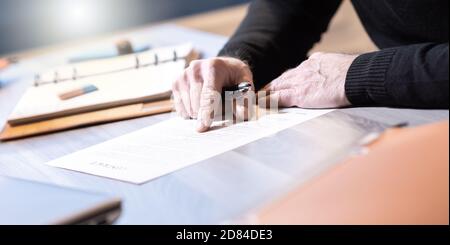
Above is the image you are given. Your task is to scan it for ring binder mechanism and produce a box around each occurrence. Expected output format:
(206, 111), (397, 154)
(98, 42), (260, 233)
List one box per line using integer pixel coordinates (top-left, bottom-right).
(34, 44), (192, 86)
(5, 43), (199, 127)
(135, 55), (140, 69)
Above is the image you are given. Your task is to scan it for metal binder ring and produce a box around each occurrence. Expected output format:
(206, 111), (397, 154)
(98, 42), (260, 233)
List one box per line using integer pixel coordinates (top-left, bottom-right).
(135, 55), (140, 69)
(54, 71), (58, 83)
(34, 74), (41, 87)
(173, 51), (178, 62)
(154, 54), (159, 65)
(72, 67), (78, 80)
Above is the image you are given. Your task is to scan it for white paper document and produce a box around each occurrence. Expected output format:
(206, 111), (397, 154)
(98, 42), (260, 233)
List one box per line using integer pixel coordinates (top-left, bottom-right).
(46, 109), (333, 184)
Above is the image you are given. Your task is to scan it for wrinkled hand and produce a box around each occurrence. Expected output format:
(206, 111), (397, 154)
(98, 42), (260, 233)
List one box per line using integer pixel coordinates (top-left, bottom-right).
(265, 52), (357, 108)
(172, 57), (253, 132)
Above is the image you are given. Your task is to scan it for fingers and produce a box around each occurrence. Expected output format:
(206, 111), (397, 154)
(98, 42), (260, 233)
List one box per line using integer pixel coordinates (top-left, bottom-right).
(172, 81), (189, 119)
(173, 61), (202, 119)
(262, 64), (310, 108)
(263, 72), (301, 108)
(263, 69), (296, 91)
(172, 57), (254, 132)
(258, 89), (298, 109)
(173, 59), (224, 131)
(197, 64), (222, 132)
(188, 66), (203, 119)
(273, 89), (298, 108)
(264, 70), (296, 107)
(178, 73), (192, 116)
(197, 86), (219, 132)
(234, 90), (256, 122)
(265, 68), (317, 92)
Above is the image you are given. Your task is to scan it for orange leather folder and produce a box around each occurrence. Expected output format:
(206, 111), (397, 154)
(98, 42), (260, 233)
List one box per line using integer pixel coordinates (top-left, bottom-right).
(252, 120), (449, 224)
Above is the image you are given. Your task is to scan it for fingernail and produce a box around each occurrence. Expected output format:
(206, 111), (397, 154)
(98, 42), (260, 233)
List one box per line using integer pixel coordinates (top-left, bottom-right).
(196, 120), (209, 133)
(196, 120), (207, 132)
(181, 112), (190, 119)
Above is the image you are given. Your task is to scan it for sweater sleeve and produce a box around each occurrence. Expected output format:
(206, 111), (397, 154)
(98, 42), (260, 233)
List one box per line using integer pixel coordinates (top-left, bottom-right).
(218, 0), (342, 90)
(345, 43), (449, 109)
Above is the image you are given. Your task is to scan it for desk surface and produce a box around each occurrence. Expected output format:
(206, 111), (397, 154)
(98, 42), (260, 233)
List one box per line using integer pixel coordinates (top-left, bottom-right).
(0, 4), (448, 224)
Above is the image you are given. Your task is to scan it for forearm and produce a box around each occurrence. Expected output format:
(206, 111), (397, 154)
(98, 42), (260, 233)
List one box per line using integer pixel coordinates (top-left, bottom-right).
(345, 43), (449, 109)
(219, 0), (341, 90)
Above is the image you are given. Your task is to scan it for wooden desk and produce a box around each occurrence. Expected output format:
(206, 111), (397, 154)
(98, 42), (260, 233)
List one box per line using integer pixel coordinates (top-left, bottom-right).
(0, 3), (448, 224)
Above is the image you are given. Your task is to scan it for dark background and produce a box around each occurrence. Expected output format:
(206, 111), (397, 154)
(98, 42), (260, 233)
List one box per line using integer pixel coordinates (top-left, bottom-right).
(0, 0), (248, 55)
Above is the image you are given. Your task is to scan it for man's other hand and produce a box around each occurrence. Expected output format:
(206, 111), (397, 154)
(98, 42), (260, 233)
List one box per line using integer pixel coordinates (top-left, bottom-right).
(264, 52), (357, 108)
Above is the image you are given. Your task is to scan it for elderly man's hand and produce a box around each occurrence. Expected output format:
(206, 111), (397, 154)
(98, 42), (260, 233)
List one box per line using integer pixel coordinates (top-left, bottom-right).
(265, 52), (357, 108)
(172, 57), (253, 132)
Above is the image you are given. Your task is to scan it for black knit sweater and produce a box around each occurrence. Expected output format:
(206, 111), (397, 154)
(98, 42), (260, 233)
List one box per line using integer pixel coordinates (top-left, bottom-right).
(219, 0), (449, 109)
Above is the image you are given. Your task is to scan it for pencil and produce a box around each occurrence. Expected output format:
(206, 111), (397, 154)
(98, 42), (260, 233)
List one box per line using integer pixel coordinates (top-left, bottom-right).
(59, 84), (98, 100)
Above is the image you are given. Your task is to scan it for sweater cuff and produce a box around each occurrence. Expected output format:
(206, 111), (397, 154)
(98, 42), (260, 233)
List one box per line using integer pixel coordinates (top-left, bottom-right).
(345, 49), (396, 106)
